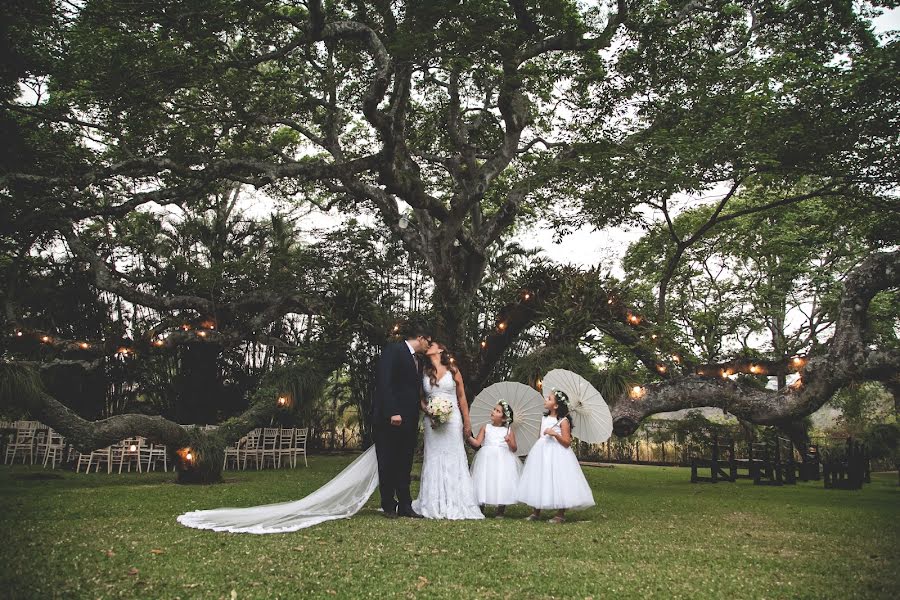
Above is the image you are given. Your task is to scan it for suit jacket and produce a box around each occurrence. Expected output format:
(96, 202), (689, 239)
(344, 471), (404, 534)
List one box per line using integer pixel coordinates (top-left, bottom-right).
(373, 341), (423, 426)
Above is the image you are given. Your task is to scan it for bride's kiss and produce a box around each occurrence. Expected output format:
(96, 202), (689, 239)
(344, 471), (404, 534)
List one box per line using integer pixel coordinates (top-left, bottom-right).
(373, 319), (482, 520)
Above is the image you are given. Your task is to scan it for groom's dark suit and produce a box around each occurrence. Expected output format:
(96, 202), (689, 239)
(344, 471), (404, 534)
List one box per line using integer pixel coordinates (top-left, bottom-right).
(373, 340), (423, 515)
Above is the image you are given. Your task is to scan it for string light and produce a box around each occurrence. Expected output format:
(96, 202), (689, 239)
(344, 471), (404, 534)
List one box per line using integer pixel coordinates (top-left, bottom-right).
(749, 365), (762, 375)
(480, 340), (487, 349)
(15, 331), (23, 337)
(497, 322), (507, 332)
(181, 324), (191, 331)
(153, 339), (165, 347)
(197, 331), (207, 338)
(277, 396), (288, 407)
(671, 355), (680, 363)
(630, 385), (645, 399)
(721, 370), (730, 379)
(41, 335), (51, 343)
(656, 364), (667, 374)
(650, 334), (658, 340)
(117, 347), (131, 356)
(177, 447), (195, 466)
(392, 324), (401, 333)
(627, 314), (641, 325)
(129, 444), (137, 452)
(523, 291), (532, 300)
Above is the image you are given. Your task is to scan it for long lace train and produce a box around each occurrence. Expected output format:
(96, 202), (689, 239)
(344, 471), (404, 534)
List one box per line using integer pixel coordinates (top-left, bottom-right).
(177, 446), (379, 534)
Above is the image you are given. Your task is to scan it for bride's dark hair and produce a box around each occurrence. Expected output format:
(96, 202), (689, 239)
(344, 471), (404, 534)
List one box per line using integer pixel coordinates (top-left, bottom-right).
(423, 341), (458, 386)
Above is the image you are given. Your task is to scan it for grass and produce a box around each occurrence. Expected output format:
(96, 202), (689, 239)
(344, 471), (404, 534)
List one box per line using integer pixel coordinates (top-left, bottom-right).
(0, 457), (897, 600)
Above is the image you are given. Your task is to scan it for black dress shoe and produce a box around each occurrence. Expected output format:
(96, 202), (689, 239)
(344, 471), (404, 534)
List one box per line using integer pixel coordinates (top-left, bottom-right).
(398, 507), (424, 519)
(384, 510), (399, 519)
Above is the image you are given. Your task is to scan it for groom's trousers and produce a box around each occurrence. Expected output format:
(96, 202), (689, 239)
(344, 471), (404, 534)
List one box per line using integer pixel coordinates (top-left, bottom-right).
(374, 421), (418, 513)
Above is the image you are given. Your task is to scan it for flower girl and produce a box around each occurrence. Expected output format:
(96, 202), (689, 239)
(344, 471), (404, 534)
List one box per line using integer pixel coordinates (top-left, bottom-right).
(517, 390), (594, 523)
(468, 401), (522, 518)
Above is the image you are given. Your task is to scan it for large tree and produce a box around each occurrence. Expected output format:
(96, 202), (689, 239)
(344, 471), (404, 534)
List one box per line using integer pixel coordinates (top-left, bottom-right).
(2, 1), (898, 478)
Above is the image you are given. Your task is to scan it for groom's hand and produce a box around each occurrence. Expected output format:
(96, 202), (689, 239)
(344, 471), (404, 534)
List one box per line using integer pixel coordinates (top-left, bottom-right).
(390, 415), (402, 426)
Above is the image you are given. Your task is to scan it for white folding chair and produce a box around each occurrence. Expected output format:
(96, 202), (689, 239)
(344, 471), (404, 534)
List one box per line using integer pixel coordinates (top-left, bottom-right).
(223, 437), (243, 470)
(242, 429), (262, 470)
(293, 427), (309, 468)
(117, 437), (143, 473)
(4, 423), (37, 465)
(76, 447), (112, 473)
(41, 428), (66, 468)
(144, 442), (168, 472)
(258, 428), (279, 469)
(276, 428), (295, 468)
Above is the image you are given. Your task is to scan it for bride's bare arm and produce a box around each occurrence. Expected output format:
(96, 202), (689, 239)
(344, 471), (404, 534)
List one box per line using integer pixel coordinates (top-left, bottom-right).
(453, 369), (472, 437)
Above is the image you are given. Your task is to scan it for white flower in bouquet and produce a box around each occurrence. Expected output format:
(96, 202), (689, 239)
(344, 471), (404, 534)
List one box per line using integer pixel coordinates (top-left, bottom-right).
(426, 395), (453, 427)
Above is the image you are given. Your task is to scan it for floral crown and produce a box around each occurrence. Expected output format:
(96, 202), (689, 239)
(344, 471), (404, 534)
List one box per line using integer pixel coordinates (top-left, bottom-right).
(551, 389), (570, 406)
(497, 399), (514, 424)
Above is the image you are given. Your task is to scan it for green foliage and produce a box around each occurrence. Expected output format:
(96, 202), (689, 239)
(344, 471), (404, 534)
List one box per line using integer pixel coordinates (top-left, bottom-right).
(624, 189), (893, 362)
(826, 382), (896, 436)
(862, 423), (899, 463)
(0, 362), (43, 418)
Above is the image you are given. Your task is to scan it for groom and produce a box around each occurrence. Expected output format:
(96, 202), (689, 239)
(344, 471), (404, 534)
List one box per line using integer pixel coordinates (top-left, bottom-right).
(373, 319), (432, 519)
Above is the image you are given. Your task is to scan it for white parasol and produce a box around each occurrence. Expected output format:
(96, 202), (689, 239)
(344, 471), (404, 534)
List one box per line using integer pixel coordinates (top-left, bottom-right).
(470, 382), (544, 456)
(541, 369), (613, 444)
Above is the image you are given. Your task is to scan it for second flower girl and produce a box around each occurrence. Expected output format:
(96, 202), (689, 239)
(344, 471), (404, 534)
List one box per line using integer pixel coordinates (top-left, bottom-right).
(468, 401), (522, 518)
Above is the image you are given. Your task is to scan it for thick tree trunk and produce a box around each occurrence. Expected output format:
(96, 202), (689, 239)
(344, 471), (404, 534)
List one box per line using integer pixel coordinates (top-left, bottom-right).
(611, 251), (900, 436)
(7, 371), (282, 483)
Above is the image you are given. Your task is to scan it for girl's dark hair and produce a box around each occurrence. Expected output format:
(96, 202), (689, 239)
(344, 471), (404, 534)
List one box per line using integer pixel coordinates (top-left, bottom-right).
(423, 341), (458, 386)
(545, 389), (574, 430)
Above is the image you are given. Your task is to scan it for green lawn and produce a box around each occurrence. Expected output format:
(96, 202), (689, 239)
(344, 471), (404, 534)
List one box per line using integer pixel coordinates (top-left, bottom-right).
(1, 457), (897, 599)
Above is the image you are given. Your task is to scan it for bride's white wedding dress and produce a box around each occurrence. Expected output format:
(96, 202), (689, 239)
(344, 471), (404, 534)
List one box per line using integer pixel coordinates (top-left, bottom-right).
(177, 370), (482, 533)
(177, 446), (379, 534)
(412, 371), (484, 520)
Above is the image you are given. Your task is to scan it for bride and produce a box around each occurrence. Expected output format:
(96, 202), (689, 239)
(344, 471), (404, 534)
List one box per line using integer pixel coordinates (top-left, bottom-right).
(177, 340), (482, 533)
(412, 341), (484, 520)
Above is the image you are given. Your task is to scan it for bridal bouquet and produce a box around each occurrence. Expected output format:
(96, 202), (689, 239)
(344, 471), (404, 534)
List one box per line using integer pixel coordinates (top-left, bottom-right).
(426, 396), (453, 428)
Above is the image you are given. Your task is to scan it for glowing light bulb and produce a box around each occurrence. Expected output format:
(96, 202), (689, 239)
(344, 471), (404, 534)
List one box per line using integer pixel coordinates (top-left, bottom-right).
(129, 445), (137, 452)
(41, 335), (51, 343)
